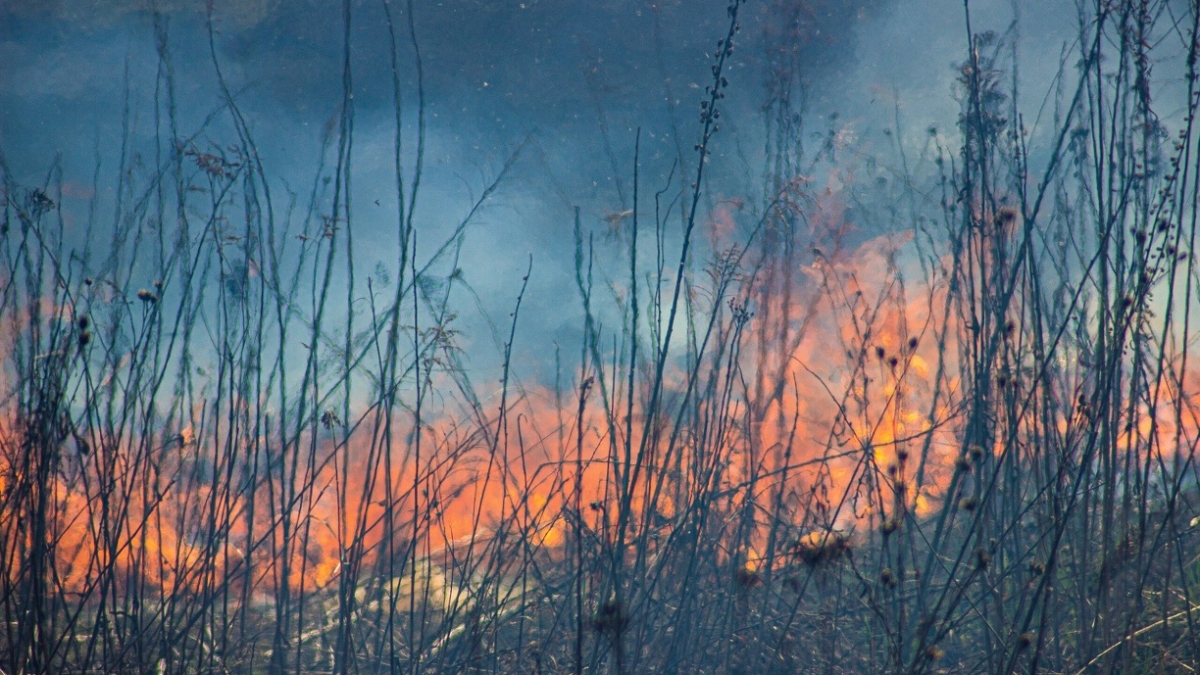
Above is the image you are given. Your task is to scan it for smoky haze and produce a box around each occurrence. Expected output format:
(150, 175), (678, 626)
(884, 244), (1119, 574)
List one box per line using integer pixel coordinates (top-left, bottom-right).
(1, 0), (1075, 381)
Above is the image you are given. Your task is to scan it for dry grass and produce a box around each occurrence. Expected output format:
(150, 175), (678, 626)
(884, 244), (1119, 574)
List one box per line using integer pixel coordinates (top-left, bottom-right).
(2, 1), (1200, 674)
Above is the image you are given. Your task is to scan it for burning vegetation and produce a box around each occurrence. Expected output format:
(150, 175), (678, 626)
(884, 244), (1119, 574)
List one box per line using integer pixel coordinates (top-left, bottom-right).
(3, 1), (1200, 674)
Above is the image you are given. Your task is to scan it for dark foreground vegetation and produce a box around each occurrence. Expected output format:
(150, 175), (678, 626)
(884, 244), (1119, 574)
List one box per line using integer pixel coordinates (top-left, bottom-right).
(4, 0), (1200, 673)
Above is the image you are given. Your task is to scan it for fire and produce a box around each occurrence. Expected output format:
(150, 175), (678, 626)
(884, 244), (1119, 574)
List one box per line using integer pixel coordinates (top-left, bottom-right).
(2, 167), (1198, 675)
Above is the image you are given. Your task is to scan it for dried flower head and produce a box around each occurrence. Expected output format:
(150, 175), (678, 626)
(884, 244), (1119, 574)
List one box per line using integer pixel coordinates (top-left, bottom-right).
(320, 409), (342, 430)
(734, 566), (761, 589)
(592, 599), (627, 635)
(880, 567), (896, 587)
(791, 530), (849, 566)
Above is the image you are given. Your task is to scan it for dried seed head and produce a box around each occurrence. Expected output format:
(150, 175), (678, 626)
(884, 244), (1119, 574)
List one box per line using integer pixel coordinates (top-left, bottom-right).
(137, 289), (158, 303)
(880, 567), (896, 587)
(791, 530), (849, 566)
(592, 599), (627, 635)
(958, 496), (977, 511)
(734, 566), (760, 589)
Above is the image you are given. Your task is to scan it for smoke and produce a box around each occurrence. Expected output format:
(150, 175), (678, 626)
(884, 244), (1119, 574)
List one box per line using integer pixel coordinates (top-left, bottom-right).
(0, 0), (1084, 382)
